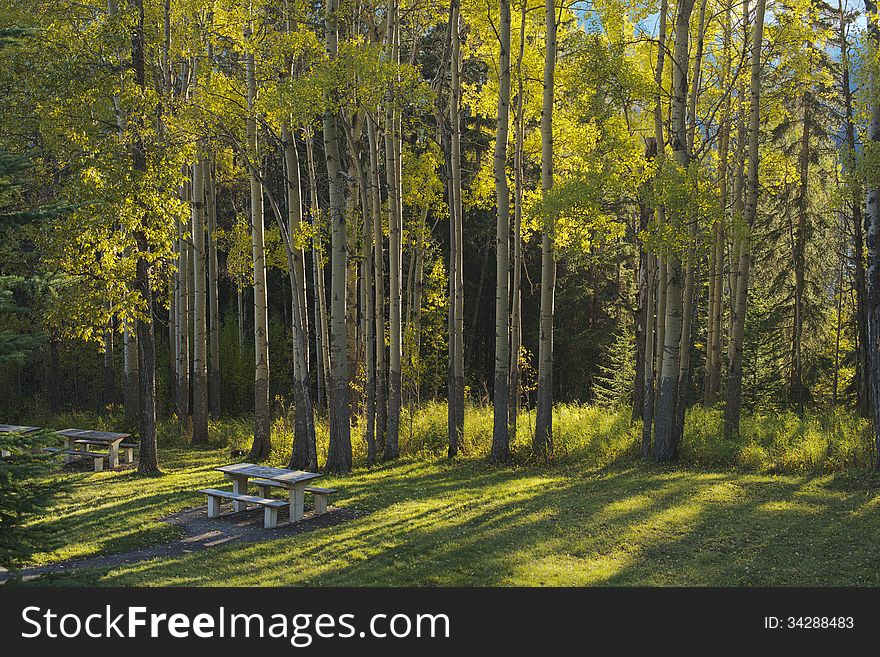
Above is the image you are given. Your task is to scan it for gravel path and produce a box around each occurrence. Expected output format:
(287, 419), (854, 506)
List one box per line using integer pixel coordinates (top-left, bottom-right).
(0, 505), (360, 584)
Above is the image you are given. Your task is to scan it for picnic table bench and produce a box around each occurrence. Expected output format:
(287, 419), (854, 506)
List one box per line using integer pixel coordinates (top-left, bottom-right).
(43, 446), (108, 471)
(198, 488), (289, 529)
(204, 463), (323, 527)
(73, 438), (138, 464)
(54, 429), (131, 470)
(0, 424), (40, 457)
(253, 478), (338, 514)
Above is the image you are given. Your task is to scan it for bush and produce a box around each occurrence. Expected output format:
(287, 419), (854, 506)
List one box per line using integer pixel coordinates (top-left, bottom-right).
(680, 406), (874, 473)
(0, 429), (68, 577)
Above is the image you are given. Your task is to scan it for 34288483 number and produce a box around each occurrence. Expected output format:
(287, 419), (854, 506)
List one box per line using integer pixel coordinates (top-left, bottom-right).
(786, 617), (854, 629)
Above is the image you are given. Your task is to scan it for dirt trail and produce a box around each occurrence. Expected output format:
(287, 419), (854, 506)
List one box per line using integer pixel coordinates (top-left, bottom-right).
(0, 505), (358, 584)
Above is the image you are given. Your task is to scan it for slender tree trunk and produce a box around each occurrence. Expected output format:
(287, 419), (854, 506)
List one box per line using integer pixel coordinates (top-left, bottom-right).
(724, 0), (766, 438)
(176, 205), (190, 428)
(123, 320), (139, 422)
(705, 6), (730, 406)
(638, 138), (658, 446)
(305, 128), (332, 412)
(323, 0), (352, 473)
(359, 131), (377, 466)
(838, 0), (871, 417)
(283, 122), (318, 471)
(634, 243), (647, 422)
(491, 0), (512, 462)
(367, 117), (388, 447)
(509, 0), (526, 442)
(791, 90), (811, 412)
(641, 251), (657, 457)
(648, 0), (668, 445)
(384, 0), (403, 461)
(191, 156), (209, 446)
(246, 31), (271, 462)
(833, 242), (845, 405)
(653, 0), (695, 461)
(131, 0), (158, 474)
(533, 0), (557, 456)
(673, 0), (708, 444)
(103, 313), (115, 406)
(345, 184), (361, 423)
(864, 0), (880, 468)
(687, 0), (708, 152)
(728, 0), (749, 358)
(237, 288), (245, 353)
(206, 160), (221, 415)
(448, 0), (466, 457)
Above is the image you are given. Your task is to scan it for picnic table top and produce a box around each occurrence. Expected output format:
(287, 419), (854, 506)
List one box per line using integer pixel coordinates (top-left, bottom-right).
(0, 424), (40, 434)
(215, 462), (322, 485)
(56, 429), (130, 443)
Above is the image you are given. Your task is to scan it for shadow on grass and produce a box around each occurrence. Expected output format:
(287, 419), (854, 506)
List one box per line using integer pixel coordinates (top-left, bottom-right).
(21, 455), (880, 587)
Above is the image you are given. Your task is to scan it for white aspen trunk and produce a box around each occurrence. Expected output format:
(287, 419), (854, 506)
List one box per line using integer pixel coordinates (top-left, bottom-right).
(357, 124), (377, 465)
(645, 0), (668, 455)
(207, 160), (221, 415)
(384, 0), (403, 461)
(509, 0), (526, 443)
(191, 154), (209, 446)
(448, 0), (466, 457)
(534, 0), (557, 455)
(653, 0), (695, 461)
(305, 128), (332, 412)
(491, 0), (512, 462)
(367, 116), (388, 448)
(724, 0), (766, 438)
(176, 183), (191, 429)
(282, 122), (317, 470)
(674, 0), (709, 443)
(246, 29), (271, 461)
(705, 4), (730, 406)
(323, 0), (353, 473)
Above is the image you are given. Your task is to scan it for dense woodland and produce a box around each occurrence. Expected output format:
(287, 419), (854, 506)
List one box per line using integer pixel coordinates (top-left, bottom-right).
(0, 0), (878, 475)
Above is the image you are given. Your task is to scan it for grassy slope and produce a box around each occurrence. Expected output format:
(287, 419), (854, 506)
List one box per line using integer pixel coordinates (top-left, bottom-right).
(24, 444), (880, 587)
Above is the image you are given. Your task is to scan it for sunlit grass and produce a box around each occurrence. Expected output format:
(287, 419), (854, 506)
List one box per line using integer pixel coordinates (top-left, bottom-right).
(11, 402), (880, 586)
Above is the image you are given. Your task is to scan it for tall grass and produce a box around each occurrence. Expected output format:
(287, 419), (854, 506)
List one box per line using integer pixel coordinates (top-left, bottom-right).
(7, 399), (875, 474)
(682, 406), (874, 472)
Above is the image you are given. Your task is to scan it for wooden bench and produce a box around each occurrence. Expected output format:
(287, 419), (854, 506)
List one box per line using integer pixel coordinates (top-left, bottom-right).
(120, 442), (138, 463)
(44, 447), (106, 471)
(304, 486), (337, 514)
(75, 439), (139, 464)
(252, 479), (337, 515)
(198, 488), (288, 529)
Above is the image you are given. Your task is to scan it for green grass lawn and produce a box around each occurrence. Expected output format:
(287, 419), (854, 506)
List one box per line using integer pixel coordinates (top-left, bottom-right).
(20, 442), (880, 586)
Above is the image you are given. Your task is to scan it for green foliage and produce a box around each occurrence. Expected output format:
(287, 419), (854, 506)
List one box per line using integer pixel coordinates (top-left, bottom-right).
(0, 429), (67, 577)
(592, 327), (635, 409)
(681, 406), (874, 473)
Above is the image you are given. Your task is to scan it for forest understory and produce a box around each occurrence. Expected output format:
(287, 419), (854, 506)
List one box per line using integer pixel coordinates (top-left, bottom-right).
(6, 402), (880, 587)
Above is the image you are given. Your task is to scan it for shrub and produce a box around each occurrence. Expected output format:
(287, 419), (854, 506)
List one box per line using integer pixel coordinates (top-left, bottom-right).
(0, 429), (67, 578)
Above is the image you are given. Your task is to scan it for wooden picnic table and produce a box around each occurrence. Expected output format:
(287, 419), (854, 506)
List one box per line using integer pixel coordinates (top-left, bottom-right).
(0, 424), (40, 434)
(56, 429), (130, 468)
(0, 424), (40, 456)
(215, 463), (322, 522)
